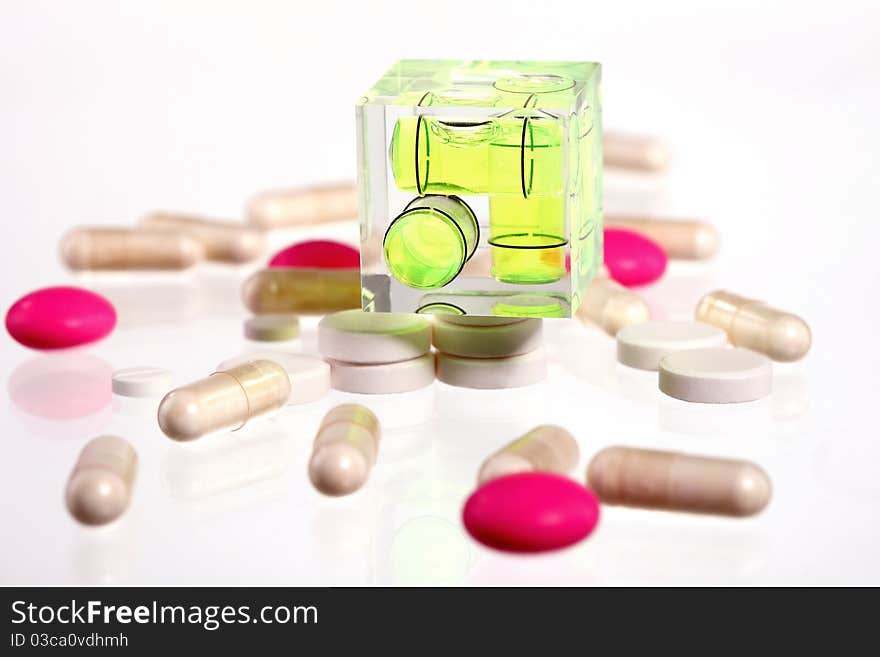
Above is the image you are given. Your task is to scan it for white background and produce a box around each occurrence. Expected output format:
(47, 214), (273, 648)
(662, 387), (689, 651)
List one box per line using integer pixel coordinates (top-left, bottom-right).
(1, 0), (879, 585)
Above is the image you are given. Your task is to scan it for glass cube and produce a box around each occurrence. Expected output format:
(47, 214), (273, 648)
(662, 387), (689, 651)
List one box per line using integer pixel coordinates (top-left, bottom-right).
(356, 59), (602, 318)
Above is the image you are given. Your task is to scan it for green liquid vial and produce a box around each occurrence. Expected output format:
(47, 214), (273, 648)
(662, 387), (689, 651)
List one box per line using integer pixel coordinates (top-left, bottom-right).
(488, 195), (567, 284)
(383, 195), (478, 289)
(390, 111), (564, 197)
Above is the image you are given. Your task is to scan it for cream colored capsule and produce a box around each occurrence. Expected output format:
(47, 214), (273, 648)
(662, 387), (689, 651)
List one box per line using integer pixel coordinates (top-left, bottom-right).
(65, 435), (138, 526)
(141, 212), (265, 263)
(309, 404), (381, 496)
(247, 182), (358, 228)
(605, 215), (720, 260)
(577, 277), (650, 336)
(478, 425), (580, 485)
(604, 132), (670, 172)
(587, 446), (771, 517)
(60, 227), (204, 271)
(158, 360), (290, 441)
(696, 290), (811, 362)
(242, 267), (361, 315)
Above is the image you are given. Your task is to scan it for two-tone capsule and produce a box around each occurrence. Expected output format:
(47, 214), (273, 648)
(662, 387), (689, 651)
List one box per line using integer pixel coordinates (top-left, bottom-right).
(242, 268), (361, 315)
(478, 425), (580, 485)
(605, 215), (720, 260)
(65, 435), (138, 526)
(587, 446), (771, 517)
(60, 227), (204, 271)
(696, 290), (811, 361)
(158, 360), (290, 441)
(141, 212), (265, 263)
(246, 183), (359, 229)
(603, 131), (670, 172)
(577, 277), (650, 336)
(309, 404), (381, 496)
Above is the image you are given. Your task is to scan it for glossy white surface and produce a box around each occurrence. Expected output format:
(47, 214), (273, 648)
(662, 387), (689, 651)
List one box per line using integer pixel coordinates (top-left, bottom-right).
(2, 1), (879, 585)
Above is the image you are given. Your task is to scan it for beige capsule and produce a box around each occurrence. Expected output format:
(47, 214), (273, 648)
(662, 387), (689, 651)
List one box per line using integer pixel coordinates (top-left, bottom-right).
(158, 360), (290, 441)
(246, 182), (358, 229)
(587, 446), (771, 517)
(65, 435), (138, 526)
(577, 277), (650, 336)
(696, 290), (811, 362)
(605, 215), (720, 260)
(242, 267), (361, 315)
(478, 425), (580, 485)
(60, 227), (204, 271)
(309, 404), (381, 496)
(141, 212), (266, 263)
(603, 131), (670, 172)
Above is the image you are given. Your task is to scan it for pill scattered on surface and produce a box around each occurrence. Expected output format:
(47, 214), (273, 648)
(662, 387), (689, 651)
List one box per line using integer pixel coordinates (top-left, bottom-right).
(216, 352), (330, 405)
(616, 320), (728, 371)
(241, 267), (361, 315)
(603, 131), (670, 172)
(111, 366), (173, 398)
(6, 286), (117, 350)
(433, 317), (542, 358)
(309, 404), (380, 496)
(658, 347), (772, 403)
(605, 215), (720, 260)
(435, 315), (527, 327)
(158, 360), (290, 441)
(141, 212), (265, 263)
(243, 314), (301, 342)
(65, 435), (138, 526)
(436, 348), (547, 389)
(478, 425), (580, 485)
(576, 277), (650, 336)
(246, 183), (359, 229)
(319, 310), (431, 364)
(587, 446), (771, 517)
(604, 227), (667, 287)
(328, 352), (435, 394)
(269, 239), (360, 269)
(696, 290), (812, 362)
(60, 227), (204, 271)
(463, 472), (600, 552)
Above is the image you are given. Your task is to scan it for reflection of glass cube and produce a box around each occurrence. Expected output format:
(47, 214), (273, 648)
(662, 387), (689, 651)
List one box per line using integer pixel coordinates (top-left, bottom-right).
(357, 60), (602, 319)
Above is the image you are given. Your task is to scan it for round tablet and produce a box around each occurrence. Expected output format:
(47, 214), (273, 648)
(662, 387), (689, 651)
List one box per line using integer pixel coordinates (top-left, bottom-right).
(658, 347), (772, 403)
(112, 366), (173, 397)
(318, 310), (431, 364)
(434, 315), (526, 327)
(433, 317), (542, 358)
(328, 353), (434, 394)
(216, 352), (330, 404)
(244, 314), (301, 342)
(616, 320), (728, 371)
(604, 228), (668, 287)
(436, 348), (547, 389)
(269, 239), (360, 269)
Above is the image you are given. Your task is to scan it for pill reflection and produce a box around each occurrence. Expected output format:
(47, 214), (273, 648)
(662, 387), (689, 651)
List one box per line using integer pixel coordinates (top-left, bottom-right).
(71, 519), (137, 585)
(161, 426), (290, 501)
(8, 353), (113, 440)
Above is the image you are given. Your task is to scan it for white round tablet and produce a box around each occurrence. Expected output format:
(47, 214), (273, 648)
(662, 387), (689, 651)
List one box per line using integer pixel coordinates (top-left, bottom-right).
(433, 317), (543, 358)
(658, 347), (772, 403)
(112, 366), (174, 398)
(328, 353), (435, 394)
(244, 314), (301, 342)
(435, 315), (527, 327)
(216, 352), (330, 404)
(617, 320), (728, 371)
(318, 310), (431, 364)
(436, 348), (547, 389)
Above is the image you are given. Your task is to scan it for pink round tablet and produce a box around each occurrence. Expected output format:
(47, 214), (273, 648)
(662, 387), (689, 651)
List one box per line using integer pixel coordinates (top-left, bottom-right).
(604, 227), (667, 287)
(269, 239), (360, 269)
(6, 286), (117, 350)
(463, 472), (600, 553)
